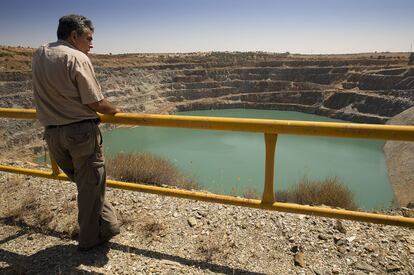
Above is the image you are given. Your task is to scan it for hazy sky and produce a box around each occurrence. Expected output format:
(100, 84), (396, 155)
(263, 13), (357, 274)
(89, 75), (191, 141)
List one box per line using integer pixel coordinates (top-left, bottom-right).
(1, 0), (413, 54)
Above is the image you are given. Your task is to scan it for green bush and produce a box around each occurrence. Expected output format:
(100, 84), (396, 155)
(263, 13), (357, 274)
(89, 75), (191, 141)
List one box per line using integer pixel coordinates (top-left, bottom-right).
(106, 152), (199, 190)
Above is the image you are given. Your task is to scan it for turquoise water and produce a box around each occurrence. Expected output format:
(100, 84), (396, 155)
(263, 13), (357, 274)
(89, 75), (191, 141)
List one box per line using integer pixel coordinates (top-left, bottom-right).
(103, 109), (393, 210)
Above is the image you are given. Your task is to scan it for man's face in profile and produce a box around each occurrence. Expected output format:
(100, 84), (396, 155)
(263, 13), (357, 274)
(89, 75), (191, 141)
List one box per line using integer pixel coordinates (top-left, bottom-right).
(72, 28), (94, 54)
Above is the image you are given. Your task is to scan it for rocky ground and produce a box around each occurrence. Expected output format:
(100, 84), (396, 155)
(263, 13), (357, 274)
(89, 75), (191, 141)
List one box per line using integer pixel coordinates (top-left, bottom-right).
(0, 161), (413, 275)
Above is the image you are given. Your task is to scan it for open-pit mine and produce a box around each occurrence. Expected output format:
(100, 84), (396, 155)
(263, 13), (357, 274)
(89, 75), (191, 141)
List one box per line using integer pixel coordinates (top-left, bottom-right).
(1, 48), (414, 207)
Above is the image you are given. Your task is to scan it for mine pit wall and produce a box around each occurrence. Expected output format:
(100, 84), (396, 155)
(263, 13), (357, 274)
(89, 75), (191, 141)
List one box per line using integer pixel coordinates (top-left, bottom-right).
(384, 107), (414, 207)
(1, 61), (414, 159)
(165, 64), (414, 125)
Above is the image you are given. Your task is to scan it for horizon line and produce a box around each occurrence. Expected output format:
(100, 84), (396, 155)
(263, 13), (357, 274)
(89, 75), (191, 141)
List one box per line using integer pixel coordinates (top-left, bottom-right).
(1, 44), (412, 56)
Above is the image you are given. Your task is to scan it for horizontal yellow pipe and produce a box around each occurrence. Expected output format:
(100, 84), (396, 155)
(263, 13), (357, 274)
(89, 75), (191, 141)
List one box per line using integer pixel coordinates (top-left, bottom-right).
(0, 165), (67, 180)
(1, 164), (413, 228)
(1, 107), (414, 141)
(0, 108), (37, 119)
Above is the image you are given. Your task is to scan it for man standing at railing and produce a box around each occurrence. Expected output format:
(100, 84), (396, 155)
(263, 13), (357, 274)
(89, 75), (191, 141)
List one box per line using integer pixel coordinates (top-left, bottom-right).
(32, 14), (121, 251)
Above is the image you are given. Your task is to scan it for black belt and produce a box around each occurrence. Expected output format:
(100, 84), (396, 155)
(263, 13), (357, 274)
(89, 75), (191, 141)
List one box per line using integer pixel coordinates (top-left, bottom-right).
(46, 118), (100, 129)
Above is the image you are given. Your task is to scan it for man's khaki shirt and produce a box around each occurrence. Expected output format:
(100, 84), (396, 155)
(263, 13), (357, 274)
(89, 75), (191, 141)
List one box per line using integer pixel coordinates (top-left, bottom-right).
(32, 40), (103, 126)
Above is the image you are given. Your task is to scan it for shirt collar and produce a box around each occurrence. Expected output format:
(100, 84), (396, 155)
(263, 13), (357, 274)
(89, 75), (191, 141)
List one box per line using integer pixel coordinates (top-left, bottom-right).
(57, 39), (77, 50)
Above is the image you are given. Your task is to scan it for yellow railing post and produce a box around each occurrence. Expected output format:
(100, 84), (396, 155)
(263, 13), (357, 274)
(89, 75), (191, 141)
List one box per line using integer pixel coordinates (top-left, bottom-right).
(262, 133), (277, 204)
(49, 154), (60, 176)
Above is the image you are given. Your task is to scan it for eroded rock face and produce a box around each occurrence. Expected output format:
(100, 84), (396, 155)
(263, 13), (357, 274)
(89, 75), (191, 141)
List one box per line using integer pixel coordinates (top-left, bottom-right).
(1, 50), (413, 152)
(91, 57), (414, 125)
(384, 107), (414, 207)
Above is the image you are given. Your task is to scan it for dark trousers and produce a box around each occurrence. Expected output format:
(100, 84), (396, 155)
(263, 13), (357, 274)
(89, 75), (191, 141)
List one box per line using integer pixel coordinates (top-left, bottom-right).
(44, 120), (119, 248)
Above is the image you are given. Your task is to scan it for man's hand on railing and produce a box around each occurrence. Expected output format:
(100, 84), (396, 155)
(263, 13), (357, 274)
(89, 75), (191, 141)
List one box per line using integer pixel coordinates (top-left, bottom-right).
(87, 99), (121, 114)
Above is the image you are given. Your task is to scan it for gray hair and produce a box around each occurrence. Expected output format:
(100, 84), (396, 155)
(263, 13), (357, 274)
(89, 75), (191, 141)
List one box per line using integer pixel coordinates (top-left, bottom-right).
(57, 14), (94, 40)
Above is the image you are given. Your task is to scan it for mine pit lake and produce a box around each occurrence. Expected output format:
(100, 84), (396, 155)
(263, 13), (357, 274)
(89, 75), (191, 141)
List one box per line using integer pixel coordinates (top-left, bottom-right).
(103, 109), (393, 210)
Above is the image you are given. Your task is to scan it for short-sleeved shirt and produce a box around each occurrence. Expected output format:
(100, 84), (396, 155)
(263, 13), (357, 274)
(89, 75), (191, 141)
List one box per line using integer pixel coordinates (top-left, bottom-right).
(32, 40), (104, 126)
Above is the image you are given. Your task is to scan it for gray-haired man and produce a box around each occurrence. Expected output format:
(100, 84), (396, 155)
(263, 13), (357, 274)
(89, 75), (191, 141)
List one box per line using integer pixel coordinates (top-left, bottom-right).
(32, 14), (121, 251)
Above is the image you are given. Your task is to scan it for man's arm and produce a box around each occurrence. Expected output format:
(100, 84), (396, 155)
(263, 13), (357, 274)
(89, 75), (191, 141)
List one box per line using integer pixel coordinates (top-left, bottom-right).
(87, 99), (121, 114)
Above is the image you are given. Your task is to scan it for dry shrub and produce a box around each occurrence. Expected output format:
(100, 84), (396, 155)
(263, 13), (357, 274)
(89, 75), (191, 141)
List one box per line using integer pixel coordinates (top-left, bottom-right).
(198, 242), (222, 262)
(242, 187), (259, 199)
(196, 230), (234, 262)
(275, 190), (290, 204)
(117, 211), (134, 228)
(235, 176), (357, 209)
(142, 220), (166, 239)
(48, 197), (78, 239)
(106, 152), (199, 190)
(0, 175), (36, 221)
(276, 176), (357, 210)
(240, 177), (356, 210)
(0, 175), (77, 237)
(0, 175), (53, 233)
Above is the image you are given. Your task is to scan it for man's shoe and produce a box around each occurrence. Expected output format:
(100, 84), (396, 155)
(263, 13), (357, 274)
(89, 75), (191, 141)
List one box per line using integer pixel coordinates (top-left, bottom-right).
(77, 239), (108, 252)
(77, 230), (119, 252)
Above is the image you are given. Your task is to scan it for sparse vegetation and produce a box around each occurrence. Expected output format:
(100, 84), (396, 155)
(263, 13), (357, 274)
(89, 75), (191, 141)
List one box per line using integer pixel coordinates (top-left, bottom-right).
(142, 220), (166, 239)
(276, 176), (357, 210)
(1, 175), (38, 222)
(0, 175), (78, 237)
(196, 230), (235, 262)
(106, 152), (199, 190)
(0, 50), (13, 58)
(241, 176), (357, 210)
(242, 187), (259, 199)
(197, 241), (222, 262)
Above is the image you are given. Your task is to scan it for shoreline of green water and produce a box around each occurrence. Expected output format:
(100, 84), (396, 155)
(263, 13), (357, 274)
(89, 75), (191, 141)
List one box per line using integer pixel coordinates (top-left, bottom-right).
(102, 109), (393, 210)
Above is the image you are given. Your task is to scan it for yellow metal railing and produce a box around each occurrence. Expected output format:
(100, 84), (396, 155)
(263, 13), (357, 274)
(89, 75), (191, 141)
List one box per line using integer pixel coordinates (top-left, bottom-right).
(1, 107), (414, 228)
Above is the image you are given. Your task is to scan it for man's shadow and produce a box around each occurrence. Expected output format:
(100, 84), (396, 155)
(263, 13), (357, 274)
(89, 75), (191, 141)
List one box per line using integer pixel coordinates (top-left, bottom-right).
(1, 242), (109, 274)
(0, 217), (109, 274)
(0, 217), (264, 275)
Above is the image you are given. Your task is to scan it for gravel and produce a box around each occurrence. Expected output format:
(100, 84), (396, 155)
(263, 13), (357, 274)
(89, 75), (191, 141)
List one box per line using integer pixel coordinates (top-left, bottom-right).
(0, 161), (413, 274)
